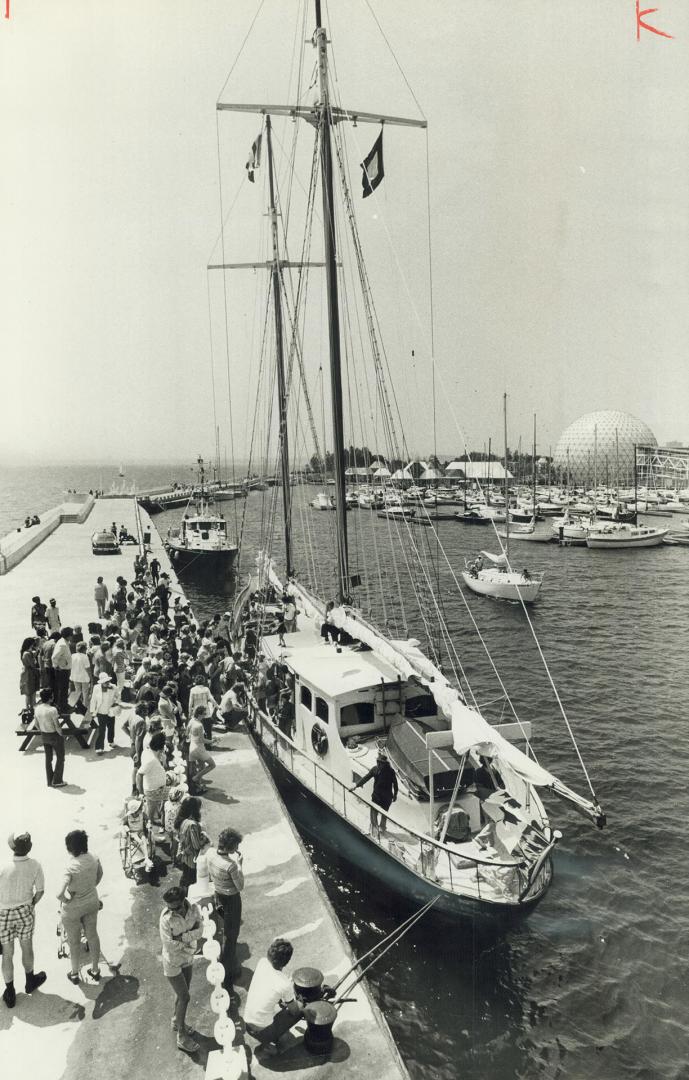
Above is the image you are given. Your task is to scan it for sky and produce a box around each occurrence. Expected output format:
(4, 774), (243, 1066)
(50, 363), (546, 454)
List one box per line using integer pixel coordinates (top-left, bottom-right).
(1, 0), (688, 467)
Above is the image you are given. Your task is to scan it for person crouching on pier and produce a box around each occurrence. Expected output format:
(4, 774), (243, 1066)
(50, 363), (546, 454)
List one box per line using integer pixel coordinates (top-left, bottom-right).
(244, 938), (304, 1055)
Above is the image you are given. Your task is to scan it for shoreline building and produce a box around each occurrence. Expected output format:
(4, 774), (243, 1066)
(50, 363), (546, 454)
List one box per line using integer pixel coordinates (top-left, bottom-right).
(553, 410), (657, 488)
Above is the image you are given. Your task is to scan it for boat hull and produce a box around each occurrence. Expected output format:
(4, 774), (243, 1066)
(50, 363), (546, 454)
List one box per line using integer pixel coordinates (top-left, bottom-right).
(461, 570), (542, 602)
(166, 543), (238, 569)
(253, 731), (550, 926)
(586, 530), (668, 548)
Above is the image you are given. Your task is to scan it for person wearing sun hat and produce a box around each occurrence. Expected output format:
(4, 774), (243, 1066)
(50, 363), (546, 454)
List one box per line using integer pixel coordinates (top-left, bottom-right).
(0, 832), (47, 1008)
(90, 671), (120, 754)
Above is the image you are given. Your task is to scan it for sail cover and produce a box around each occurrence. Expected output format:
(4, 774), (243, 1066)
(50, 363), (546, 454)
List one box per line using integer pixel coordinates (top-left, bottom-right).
(448, 698), (555, 786)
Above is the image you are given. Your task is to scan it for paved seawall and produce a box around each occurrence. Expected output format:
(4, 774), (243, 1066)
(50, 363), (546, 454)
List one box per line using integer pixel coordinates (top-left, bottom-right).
(0, 496), (408, 1080)
(0, 494), (95, 575)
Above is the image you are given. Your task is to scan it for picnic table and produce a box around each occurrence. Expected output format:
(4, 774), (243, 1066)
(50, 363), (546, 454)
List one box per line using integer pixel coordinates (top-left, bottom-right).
(16, 711), (96, 752)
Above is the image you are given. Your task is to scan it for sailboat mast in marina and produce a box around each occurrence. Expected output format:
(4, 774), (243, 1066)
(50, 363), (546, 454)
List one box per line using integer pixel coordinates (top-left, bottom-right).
(462, 395), (544, 601)
(220, 1), (604, 919)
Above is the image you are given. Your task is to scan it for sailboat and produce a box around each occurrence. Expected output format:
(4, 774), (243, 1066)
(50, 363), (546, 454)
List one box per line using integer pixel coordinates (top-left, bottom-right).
(462, 396), (544, 602)
(499, 415), (551, 543)
(221, 2), (603, 919)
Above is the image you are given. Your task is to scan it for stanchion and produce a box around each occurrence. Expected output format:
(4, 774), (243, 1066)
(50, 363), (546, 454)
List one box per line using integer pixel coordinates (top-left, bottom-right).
(171, 742), (247, 1079)
(200, 903), (248, 1080)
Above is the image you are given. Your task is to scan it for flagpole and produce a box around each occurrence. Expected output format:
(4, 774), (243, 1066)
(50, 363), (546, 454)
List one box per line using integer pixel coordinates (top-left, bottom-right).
(315, 0), (350, 603)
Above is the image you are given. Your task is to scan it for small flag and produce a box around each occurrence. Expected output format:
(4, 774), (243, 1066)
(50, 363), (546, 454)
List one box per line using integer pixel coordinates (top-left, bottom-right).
(349, 573), (362, 589)
(246, 132), (262, 183)
(361, 129), (384, 198)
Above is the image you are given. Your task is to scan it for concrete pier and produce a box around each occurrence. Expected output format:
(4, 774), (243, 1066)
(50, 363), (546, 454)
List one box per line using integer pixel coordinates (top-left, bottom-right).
(0, 496), (408, 1080)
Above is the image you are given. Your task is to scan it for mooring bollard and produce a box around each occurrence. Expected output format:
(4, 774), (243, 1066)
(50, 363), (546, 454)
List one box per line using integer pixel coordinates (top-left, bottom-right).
(303, 999), (338, 1055)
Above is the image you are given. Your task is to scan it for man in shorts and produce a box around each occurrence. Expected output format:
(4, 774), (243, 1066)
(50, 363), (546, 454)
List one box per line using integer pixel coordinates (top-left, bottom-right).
(186, 707), (216, 793)
(0, 832), (47, 1008)
(158, 886), (203, 1054)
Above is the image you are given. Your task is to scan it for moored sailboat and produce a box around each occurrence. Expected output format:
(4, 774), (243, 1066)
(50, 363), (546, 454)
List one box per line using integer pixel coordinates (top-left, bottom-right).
(463, 396), (544, 602)
(219, 2), (603, 919)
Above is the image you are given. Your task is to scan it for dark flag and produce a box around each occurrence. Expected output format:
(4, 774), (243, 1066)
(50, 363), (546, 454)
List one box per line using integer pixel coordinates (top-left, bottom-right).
(361, 129), (384, 198)
(246, 132), (262, 182)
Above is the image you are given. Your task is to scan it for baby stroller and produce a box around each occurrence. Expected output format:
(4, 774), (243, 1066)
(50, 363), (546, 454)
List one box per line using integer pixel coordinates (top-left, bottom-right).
(57, 903), (119, 976)
(118, 795), (159, 885)
(57, 914), (90, 961)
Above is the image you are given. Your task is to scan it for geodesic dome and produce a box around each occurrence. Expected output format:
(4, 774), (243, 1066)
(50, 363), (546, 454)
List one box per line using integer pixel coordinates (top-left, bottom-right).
(553, 410), (657, 487)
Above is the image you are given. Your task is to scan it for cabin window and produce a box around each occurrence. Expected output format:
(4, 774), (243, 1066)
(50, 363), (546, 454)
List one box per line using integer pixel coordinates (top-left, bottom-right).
(340, 702), (375, 727)
(404, 694), (437, 718)
(300, 686), (312, 710)
(315, 697), (329, 723)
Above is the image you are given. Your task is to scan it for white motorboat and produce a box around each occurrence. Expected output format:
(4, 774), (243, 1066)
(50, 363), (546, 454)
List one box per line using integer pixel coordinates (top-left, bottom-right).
(377, 505), (416, 521)
(585, 523), (669, 548)
(311, 492), (336, 510)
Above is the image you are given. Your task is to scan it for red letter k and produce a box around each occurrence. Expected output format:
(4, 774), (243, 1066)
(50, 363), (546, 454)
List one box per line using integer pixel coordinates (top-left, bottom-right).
(636, 1), (673, 41)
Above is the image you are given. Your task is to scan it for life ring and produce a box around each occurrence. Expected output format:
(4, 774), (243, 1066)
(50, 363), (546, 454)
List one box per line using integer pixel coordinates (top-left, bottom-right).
(311, 723), (329, 757)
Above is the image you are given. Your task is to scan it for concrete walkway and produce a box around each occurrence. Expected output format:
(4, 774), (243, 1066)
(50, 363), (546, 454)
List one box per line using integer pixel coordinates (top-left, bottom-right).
(0, 498), (407, 1080)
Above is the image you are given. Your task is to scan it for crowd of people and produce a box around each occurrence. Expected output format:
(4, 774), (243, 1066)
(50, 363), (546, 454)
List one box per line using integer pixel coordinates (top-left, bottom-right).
(9, 549), (309, 1057)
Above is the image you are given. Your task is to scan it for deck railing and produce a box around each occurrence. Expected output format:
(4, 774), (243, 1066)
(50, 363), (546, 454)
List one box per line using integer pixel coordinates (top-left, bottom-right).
(247, 699), (549, 905)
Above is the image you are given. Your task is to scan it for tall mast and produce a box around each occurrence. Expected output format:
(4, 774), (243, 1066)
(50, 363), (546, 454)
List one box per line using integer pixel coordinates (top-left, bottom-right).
(265, 115), (293, 578)
(503, 394), (509, 555)
(532, 413), (537, 521)
(315, 0), (349, 602)
(215, 5), (425, 598)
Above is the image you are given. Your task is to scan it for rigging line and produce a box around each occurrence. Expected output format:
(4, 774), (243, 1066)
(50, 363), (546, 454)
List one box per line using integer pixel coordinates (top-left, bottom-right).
(383, 505), (457, 677)
(240, 287), (273, 557)
(360, 0), (427, 122)
(325, 77), (420, 461)
(215, 113), (242, 542)
(334, 895), (438, 1004)
(282, 0), (309, 228)
(206, 172), (251, 268)
(514, 598), (598, 799)
(206, 271), (220, 464)
(216, 0), (267, 103)
(340, 269), (379, 617)
(423, 125), (442, 663)
(419, 381), (588, 775)
(279, 134), (324, 467)
(330, 124), (402, 459)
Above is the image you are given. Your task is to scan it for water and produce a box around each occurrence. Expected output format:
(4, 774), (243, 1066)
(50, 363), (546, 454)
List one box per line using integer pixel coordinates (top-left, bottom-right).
(2, 466), (687, 1080)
